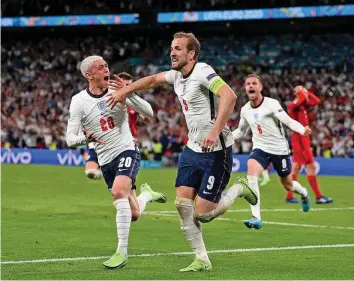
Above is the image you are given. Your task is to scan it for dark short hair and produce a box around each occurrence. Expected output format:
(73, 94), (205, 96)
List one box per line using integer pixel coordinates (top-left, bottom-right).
(173, 32), (200, 60)
(117, 72), (133, 80)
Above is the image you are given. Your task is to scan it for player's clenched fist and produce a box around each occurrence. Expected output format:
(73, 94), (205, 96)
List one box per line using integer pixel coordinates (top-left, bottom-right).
(303, 126), (311, 136)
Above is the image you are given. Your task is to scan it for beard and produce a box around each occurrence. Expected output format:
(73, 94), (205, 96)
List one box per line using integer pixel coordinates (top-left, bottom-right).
(171, 58), (187, 71)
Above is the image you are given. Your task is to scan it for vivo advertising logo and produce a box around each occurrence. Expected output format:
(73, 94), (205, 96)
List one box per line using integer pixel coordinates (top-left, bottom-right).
(0, 150), (32, 164)
(57, 150), (83, 166)
(232, 158), (241, 172)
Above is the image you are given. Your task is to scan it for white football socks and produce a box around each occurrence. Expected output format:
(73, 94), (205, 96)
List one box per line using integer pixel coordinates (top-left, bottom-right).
(247, 175), (261, 220)
(291, 181), (308, 197)
(137, 191), (153, 215)
(261, 169), (270, 181)
(175, 197), (210, 263)
(214, 183), (243, 217)
(114, 198), (131, 256)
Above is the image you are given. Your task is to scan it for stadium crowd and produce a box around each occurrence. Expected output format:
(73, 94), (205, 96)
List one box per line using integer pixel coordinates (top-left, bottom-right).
(2, 34), (354, 160)
(2, 0), (348, 16)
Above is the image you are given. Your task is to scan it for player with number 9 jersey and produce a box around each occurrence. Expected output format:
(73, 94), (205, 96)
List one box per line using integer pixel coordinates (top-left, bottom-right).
(104, 33), (259, 272)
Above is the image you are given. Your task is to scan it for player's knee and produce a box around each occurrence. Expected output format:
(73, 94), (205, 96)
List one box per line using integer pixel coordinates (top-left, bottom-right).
(306, 163), (316, 175)
(280, 176), (293, 191)
(292, 163), (301, 174)
(111, 188), (128, 199)
(195, 210), (216, 223)
(85, 169), (102, 180)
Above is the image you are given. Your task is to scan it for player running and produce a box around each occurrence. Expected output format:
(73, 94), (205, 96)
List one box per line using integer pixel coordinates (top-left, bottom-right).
(84, 71), (151, 192)
(232, 74), (311, 230)
(286, 86), (333, 204)
(66, 55), (167, 270)
(106, 32), (258, 272)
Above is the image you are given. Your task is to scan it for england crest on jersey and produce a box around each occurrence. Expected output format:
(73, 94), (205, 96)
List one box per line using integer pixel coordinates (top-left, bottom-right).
(97, 100), (107, 115)
(253, 112), (259, 122)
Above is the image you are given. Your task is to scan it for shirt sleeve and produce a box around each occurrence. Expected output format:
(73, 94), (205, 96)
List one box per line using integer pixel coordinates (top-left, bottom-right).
(270, 100), (305, 135)
(196, 64), (227, 95)
(165, 70), (177, 85)
(232, 109), (249, 140)
(288, 90), (307, 113)
(126, 93), (153, 118)
(66, 97), (87, 147)
(306, 92), (320, 107)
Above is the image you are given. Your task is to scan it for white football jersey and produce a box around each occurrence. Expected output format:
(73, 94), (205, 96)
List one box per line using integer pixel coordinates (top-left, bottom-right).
(66, 89), (153, 166)
(234, 97), (302, 155)
(165, 62), (234, 152)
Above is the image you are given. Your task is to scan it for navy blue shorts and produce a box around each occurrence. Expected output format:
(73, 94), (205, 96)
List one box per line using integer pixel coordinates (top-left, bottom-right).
(176, 146), (233, 203)
(101, 150), (140, 193)
(86, 148), (99, 164)
(249, 148), (291, 178)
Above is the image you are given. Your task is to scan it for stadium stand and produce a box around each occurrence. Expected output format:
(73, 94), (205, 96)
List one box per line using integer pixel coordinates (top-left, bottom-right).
(2, 0), (349, 16)
(2, 32), (353, 158)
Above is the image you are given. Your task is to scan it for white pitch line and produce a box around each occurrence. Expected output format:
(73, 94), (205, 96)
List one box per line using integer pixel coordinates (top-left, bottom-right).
(216, 218), (354, 230)
(145, 212), (354, 230)
(2, 244), (354, 265)
(144, 207), (354, 214)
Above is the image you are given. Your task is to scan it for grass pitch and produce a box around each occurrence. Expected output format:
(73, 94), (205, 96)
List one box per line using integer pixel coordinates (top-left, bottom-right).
(1, 164), (354, 280)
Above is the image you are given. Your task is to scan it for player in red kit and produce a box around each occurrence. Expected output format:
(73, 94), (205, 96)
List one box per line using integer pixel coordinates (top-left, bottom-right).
(117, 72), (139, 138)
(286, 86), (333, 204)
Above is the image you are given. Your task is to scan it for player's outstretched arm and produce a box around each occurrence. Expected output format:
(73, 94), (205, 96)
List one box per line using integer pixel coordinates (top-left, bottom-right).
(66, 98), (87, 147)
(232, 111), (249, 140)
(107, 72), (168, 109)
(126, 93), (154, 119)
(272, 100), (311, 136)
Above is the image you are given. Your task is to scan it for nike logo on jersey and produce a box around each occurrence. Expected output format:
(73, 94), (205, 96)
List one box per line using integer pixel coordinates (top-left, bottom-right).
(118, 168), (128, 172)
(203, 191), (212, 195)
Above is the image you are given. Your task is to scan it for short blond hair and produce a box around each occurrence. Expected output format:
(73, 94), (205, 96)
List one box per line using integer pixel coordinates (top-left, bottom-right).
(245, 74), (262, 84)
(245, 73), (262, 84)
(80, 55), (103, 77)
(173, 32), (200, 60)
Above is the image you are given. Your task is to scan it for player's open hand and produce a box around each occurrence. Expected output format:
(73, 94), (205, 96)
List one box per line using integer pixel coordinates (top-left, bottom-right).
(106, 90), (127, 110)
(303, 126), (312, 136)
(201, 131), (218, 152)
(82, 128), (104, 144)
(108, 75), (126, 90)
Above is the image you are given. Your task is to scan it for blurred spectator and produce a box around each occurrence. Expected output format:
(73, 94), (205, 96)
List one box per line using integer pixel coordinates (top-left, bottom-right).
(2, 0), (349, 16)
(1, 33), (353, 159)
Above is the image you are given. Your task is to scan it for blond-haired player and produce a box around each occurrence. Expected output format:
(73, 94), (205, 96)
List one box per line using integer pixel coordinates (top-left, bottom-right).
(66, 55), (167, 269)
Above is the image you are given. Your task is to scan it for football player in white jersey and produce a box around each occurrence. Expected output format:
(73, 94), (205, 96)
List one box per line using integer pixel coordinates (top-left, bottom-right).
(106, 32), (258, 272)
(232, 74), (311, 230)
(66, 55), (167, 270)
(82, 73), (151, 185)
